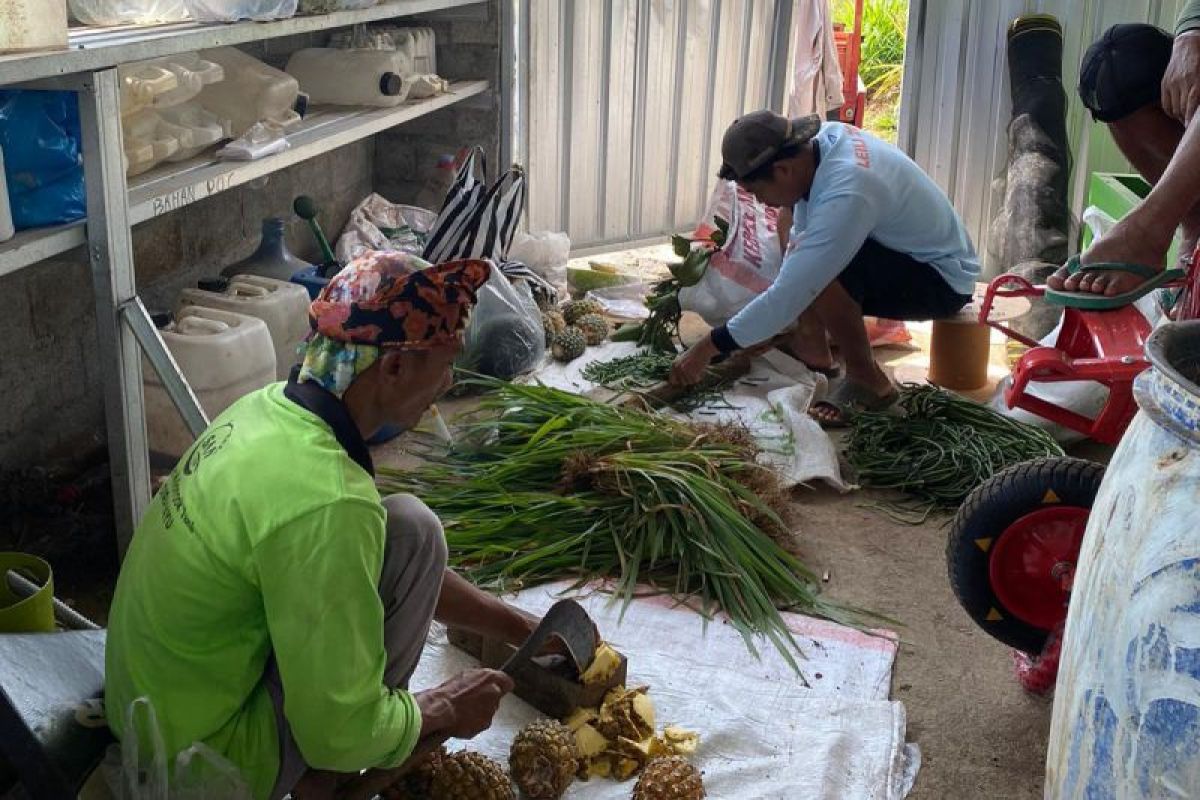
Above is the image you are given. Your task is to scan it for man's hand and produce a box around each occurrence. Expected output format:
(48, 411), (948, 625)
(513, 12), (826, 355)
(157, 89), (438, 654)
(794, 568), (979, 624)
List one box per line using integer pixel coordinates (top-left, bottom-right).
(670, 336), (720, 387)
(414, 668), (514, 741)
(1163, 31), (1200, 126)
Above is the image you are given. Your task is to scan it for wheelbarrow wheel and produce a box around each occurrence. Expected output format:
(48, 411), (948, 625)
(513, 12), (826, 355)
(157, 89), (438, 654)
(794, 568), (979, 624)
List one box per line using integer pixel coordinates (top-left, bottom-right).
(947, 457), (1105, 654)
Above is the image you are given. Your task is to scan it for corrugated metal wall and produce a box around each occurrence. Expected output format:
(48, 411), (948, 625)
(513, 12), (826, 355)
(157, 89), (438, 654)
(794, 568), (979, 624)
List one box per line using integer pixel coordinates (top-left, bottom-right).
(899, 0), (1186, 275)
(522, 0), (793, 249)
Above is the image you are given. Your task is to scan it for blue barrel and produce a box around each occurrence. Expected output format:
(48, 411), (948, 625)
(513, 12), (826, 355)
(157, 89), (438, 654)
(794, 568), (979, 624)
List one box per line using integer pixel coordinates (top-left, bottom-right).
(1046, 320), (1200, 798)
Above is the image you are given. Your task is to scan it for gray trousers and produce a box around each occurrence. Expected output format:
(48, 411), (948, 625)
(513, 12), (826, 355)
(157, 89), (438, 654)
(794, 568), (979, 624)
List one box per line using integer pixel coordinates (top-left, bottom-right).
(268, 493), (448, 799)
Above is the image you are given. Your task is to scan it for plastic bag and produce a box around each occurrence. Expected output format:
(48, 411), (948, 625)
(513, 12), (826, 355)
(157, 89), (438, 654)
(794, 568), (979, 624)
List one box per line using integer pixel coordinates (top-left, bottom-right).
(458, 269), (545, 380)
(584, 283), (651, 321)
(102, 696), (253, 800)
(509, 230), (571, 288)
(678, 180), (782, 326)
(181, 0), (295, 22)
(0, 90), (86, 230)
(335, 193), (438, 263)
(69, 0), (189, 25)
(215, 122), (288, 161)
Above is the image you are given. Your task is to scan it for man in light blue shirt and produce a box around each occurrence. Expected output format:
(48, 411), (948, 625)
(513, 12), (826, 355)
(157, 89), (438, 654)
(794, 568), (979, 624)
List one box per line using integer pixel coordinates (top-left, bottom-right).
(670, 110), (981, 424)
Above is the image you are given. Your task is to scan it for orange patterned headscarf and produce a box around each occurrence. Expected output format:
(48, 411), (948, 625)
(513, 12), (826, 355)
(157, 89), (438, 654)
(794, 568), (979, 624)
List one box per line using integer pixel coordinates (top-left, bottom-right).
(308, 251), (491, 349)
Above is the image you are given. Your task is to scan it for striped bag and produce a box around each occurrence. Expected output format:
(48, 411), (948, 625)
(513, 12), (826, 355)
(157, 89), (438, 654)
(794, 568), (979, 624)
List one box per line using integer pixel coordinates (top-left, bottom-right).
(421, 146), (557, 307)
(422, 146), (526, 264)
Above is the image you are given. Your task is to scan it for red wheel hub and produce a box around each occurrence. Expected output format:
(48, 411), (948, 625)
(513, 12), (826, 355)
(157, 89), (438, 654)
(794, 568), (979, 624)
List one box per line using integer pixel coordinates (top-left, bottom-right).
(989, 506), (1090, 630)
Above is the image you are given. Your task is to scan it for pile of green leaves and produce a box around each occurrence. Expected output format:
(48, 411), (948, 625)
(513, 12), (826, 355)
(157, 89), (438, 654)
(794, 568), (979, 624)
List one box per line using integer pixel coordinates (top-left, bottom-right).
(612, 217), (730, 353)
(846, 384), (1064, 522)
(580, 349), (735, 411)
(378, 378), (851, 669)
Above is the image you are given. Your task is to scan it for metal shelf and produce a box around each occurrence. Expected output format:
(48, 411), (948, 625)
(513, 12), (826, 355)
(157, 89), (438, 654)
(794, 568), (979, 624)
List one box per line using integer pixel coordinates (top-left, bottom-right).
(0, 0), (483, 86)
(0, 80), (487, 277)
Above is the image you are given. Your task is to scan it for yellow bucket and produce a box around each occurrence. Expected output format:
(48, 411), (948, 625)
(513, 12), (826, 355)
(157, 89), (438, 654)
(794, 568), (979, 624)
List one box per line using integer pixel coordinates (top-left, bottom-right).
(0, 552), (55, 633)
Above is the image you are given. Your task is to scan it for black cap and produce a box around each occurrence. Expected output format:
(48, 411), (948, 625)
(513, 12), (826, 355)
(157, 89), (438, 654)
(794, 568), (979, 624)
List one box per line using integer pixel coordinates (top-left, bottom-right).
(150, 310), (173, 329)
(293, 92), (309, 120)
(718, 110), (822, 181)
(380, 72), (404, 97)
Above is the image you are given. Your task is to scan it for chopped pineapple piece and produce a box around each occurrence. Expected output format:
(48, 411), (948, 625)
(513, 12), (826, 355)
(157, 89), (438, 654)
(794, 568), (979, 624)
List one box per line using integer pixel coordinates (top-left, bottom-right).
(574, 722), (609, 758)
(580, 642), (623, 685)
(563, 707), (598, 731)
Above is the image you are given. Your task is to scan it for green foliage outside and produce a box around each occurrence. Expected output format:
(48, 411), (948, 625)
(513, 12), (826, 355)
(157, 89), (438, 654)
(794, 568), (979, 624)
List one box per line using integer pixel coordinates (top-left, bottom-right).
(833, 0), (908, 143)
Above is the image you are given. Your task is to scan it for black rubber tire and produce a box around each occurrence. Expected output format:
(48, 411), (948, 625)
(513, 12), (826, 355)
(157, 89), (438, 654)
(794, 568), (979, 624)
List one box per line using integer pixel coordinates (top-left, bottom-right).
(947, 457), (1106, 654)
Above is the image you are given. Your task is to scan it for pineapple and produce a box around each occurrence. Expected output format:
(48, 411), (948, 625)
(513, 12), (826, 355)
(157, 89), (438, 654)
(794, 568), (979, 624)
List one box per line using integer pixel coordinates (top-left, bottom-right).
(563, 299), (603, 325)
(552, 327), (587, 362)
(542, 309), (567, 347)
(509, 719), (579, 799)
(381, 746), (446, 799)
(576, 313), (609, 346)
(428, 751), (515, 800)
(631, 756), (706, 800)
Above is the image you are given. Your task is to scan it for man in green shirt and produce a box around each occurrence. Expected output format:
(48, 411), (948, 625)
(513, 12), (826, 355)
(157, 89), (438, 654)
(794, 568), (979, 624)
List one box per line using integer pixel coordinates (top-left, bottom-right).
(1046, 3), (1200, 305)
(105, 253), (578, 799)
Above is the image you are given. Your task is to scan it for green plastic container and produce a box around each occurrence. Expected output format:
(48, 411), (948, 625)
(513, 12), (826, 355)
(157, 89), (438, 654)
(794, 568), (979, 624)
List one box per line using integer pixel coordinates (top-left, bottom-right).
(0, 552), (55, 633)
(1083, 172), (1180, 265)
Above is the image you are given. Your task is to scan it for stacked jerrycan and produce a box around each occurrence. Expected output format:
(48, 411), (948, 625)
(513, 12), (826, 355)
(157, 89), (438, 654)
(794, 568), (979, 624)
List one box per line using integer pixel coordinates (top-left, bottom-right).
(143, 306), (276, 459)
(118, 47), (304, 176)
(179, 274), (311, 380)
(119, 53), (227, 176)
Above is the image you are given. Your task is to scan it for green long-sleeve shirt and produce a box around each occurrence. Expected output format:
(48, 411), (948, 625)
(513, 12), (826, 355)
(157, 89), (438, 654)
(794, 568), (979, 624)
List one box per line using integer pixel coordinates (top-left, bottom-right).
(105, 383), (421, 800)
(1179, 0), (1200, 35)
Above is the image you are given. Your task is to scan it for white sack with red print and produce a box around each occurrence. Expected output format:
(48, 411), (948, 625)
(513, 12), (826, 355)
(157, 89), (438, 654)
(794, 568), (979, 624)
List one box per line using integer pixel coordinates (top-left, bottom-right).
(679, 181), (783, 326)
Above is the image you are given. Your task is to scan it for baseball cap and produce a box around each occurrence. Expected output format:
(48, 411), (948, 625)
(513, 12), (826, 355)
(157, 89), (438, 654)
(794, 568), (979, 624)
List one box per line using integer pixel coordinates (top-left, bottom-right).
(718, 110), (822, 181)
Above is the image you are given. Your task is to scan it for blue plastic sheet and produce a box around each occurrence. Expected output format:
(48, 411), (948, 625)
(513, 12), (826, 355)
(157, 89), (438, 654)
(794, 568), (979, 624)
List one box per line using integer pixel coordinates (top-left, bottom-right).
(0, 90), (86, 229)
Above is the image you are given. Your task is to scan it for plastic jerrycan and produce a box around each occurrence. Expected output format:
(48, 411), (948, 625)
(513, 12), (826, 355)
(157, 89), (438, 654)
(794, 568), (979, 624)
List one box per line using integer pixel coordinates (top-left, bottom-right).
(196, 47), (302, 137)
(143, 306), (276, 459)
(0, 0), (67, 54)
(284, 48), (409, 107)
(179, 275), (310, 380)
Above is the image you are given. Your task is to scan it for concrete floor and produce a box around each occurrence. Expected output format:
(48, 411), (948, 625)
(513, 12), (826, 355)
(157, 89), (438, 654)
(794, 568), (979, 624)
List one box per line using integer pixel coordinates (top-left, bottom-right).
(792, 486), (1051, 798)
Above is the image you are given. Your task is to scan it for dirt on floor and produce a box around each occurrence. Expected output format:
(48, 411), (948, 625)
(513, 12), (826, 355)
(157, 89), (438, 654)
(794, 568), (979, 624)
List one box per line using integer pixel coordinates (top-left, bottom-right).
(790, 485), (1051, 799)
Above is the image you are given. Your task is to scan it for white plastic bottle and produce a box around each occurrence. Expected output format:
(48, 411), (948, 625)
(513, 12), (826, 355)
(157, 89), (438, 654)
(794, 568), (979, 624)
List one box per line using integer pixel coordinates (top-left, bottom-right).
(284, 48), (410, 107)
(0, 145), (14, 243)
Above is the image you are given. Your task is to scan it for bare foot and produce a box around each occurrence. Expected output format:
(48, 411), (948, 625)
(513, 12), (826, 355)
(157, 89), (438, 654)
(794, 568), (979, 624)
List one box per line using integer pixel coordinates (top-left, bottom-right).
(1047, 216), (1172, 296)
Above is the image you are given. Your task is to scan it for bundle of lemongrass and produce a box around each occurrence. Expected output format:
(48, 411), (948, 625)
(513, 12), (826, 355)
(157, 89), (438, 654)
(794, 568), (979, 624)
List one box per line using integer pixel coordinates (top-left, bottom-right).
(377, 379), (853, 668)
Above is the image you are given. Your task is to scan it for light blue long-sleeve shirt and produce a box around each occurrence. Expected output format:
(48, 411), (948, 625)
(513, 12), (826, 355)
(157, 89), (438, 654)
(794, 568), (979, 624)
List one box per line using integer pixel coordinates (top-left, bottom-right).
(724, 123), (980, 348)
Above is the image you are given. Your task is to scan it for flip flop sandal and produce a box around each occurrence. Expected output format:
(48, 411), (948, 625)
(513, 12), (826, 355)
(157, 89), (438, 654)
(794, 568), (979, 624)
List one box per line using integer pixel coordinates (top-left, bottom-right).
(808, 379), (900, 429)
(1045, 256), (1186, 310)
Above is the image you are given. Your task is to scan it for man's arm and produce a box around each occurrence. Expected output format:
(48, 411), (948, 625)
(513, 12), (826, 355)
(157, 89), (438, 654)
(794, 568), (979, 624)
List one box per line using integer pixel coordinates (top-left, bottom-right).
(435, 569), (536, 646)
(1166, 9), (1200, 125)
(718, 191), (877, 350)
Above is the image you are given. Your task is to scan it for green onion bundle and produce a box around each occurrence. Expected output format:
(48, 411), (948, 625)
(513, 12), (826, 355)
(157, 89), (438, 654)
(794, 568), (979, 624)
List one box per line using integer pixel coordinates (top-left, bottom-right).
(580, 349), (734, 411)
(846, 383), (1064, 522)
(377, 378), (852, 669)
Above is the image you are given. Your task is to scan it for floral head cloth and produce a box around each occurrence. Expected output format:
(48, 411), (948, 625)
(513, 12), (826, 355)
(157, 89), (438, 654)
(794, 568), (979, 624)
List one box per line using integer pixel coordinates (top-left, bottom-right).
(298, 252), (490, 396)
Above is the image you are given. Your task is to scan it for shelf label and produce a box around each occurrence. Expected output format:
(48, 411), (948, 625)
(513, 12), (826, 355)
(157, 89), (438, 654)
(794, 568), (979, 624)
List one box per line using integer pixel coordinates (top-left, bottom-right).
(206, 172), (235, 195)
(153, 186), (197, 217)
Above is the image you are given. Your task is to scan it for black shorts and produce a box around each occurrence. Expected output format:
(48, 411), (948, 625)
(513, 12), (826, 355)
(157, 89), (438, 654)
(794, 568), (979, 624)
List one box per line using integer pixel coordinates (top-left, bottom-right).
(1079, 24), (1174, 123)
(835, 237), (972, 320)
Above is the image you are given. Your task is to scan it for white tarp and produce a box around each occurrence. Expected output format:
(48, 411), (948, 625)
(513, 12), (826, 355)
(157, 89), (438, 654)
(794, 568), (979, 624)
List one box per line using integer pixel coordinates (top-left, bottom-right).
(411, 581), (918, 799)
(529, 342), (850, 491)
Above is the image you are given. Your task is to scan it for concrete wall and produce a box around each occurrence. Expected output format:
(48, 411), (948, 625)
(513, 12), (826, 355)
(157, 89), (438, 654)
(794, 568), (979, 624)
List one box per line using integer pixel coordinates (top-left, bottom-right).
(0, 1), (502, 473)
